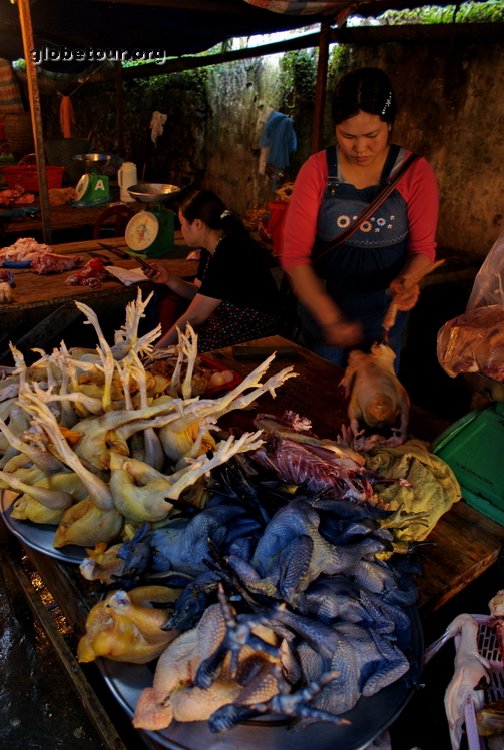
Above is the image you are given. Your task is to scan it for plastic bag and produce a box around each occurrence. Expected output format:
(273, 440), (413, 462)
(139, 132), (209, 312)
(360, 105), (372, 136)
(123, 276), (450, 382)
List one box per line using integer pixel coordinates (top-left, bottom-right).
(467, 229), (504, 310)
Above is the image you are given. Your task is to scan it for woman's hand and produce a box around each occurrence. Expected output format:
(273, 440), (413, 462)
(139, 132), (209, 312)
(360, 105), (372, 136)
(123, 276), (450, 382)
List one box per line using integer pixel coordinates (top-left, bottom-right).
(389, 276), (420, 310)
(322, 318), (364, 348)
(143, 260), (171, 285)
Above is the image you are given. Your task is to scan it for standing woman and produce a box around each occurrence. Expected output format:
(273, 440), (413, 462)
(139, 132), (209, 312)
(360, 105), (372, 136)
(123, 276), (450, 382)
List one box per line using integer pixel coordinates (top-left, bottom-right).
(146, 189), (281, 350)
(281, 67), (439, 367)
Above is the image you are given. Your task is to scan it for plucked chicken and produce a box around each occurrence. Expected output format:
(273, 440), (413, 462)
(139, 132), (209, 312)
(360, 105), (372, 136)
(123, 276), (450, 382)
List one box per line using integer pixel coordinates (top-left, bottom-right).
(340, 343), (410, 449)
(0, 290), (296, 548)
(78, 586), (179, 664)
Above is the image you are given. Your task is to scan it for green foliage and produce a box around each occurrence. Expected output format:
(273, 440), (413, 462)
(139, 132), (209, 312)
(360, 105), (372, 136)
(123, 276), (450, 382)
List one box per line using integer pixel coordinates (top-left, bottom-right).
(279, 49), (317, 109)
(127, 67), (207, 98)
(379, 0), (504, 25)
(327, 45), (354, 83)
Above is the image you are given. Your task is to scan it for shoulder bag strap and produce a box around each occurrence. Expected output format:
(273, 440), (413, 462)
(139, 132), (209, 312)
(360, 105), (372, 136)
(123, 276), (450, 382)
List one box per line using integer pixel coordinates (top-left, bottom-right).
(314, 151), (419, 263)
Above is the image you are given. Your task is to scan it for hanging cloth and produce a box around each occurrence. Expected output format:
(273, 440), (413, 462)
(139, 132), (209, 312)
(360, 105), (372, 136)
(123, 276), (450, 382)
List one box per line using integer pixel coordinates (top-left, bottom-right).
(150, 111), (167, 145)
(258, 110), (297, 171)
(57, 63), (109, 140)
(59, 95), (76, 138)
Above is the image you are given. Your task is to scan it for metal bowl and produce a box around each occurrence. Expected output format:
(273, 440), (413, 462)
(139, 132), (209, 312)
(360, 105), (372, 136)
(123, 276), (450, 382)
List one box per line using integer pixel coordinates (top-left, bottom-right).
(74, 153), (111, 171)
(127, 182), (181, 204)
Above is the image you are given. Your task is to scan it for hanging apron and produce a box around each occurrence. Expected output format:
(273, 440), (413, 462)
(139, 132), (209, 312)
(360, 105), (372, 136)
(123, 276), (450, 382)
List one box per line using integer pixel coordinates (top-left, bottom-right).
(301, 144), (410, 365)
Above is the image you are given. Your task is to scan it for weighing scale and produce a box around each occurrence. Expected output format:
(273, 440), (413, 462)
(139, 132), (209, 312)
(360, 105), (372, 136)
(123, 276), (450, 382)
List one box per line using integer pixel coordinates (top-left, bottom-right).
(73, 153), (111, 207)
(433, 372), (504, 524)
(124, 182), (181, 258)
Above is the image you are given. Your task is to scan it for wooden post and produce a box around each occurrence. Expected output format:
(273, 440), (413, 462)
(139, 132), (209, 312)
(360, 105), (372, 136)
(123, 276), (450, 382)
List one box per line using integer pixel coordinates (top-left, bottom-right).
(311, 18), (332, 155)
(16, 0), (52, 243)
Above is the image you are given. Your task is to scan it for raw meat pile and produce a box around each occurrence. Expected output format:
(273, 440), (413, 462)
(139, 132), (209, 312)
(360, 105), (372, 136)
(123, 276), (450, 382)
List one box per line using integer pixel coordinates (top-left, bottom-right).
(437, 304), (504, 382)
(0, 237), (84, 274)
(31, 252), (83, 274)
(0, 237), (51, 263)
(65, 257), (109, 287)
(0, 187), (36, 206)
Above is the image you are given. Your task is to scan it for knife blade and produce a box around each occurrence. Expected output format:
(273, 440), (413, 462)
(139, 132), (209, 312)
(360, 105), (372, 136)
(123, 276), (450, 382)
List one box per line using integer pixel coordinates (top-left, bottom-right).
(97, 242), (154, 272)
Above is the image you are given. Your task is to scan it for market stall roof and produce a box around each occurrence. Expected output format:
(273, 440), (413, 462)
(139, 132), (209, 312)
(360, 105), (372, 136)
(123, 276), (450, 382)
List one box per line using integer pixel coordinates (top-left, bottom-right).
(0, 0), (482, 71)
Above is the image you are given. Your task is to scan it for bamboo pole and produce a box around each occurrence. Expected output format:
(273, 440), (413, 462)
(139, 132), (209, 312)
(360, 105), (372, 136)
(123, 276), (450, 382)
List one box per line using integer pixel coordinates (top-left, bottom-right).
(16, 0), (52, 243)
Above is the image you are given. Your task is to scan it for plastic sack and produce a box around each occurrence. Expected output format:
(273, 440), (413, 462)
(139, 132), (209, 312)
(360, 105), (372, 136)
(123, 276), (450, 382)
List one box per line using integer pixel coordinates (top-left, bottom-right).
(467, 229), (504, 310)
(437, 304), (504, 380)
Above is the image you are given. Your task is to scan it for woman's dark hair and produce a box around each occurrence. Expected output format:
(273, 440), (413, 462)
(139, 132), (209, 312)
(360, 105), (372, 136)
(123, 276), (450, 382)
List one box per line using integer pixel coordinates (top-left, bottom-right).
(179, 189), (244, 234)
(331, 68), (397, 126)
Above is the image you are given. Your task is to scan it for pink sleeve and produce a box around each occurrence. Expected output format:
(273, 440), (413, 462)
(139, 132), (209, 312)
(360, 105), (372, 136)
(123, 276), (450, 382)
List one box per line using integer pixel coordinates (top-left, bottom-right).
(280, 151), (327, 272)
(397, 155), (439, 262)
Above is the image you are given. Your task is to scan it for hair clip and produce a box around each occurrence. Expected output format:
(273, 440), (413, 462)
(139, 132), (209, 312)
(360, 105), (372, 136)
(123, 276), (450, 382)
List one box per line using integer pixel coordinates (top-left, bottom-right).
(381, 92), (392, 116)
(220, 209), (232, 219)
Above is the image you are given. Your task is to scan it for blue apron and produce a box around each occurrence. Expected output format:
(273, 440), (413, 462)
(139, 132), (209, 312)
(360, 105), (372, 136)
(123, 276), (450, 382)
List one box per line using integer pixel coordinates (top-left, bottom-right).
(301, 144), (409, 368)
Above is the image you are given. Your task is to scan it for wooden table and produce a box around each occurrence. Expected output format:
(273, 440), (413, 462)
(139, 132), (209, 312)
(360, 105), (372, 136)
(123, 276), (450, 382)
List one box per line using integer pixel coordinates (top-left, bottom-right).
(13, 332), (500, 618)
(0, 235), (197, 363)
(1, 335), (503, 748)
(1, 201), (144, 238)
(204, 335), (504, 616)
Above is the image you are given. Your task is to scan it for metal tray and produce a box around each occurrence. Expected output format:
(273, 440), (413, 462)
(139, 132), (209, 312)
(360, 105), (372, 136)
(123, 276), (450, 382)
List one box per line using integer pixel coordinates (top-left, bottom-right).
(97, 606), (423, 750)
(0, 490), (85, 564)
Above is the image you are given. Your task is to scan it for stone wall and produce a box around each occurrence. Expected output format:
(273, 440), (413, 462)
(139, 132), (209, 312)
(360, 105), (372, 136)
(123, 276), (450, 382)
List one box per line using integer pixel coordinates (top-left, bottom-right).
(341, 39), (504, 256)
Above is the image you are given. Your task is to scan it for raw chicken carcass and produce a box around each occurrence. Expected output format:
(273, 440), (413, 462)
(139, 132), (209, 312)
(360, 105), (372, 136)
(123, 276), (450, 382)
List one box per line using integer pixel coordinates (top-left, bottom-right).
(424, 613), (490, 750)
(77, 585), (179, 664)
(445, 614), (490, 750)
(340, 343), (410, 446)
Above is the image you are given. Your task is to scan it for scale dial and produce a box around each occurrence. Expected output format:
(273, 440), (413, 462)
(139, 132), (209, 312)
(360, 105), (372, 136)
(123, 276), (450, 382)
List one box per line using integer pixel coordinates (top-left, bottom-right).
(75, 173), (90, 201)
(125, 210), (159, 251)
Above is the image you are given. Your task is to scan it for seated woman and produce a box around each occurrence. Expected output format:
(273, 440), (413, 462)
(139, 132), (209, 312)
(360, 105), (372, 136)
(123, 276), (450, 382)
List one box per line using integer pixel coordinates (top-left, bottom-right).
(145, 189), (281, 351)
